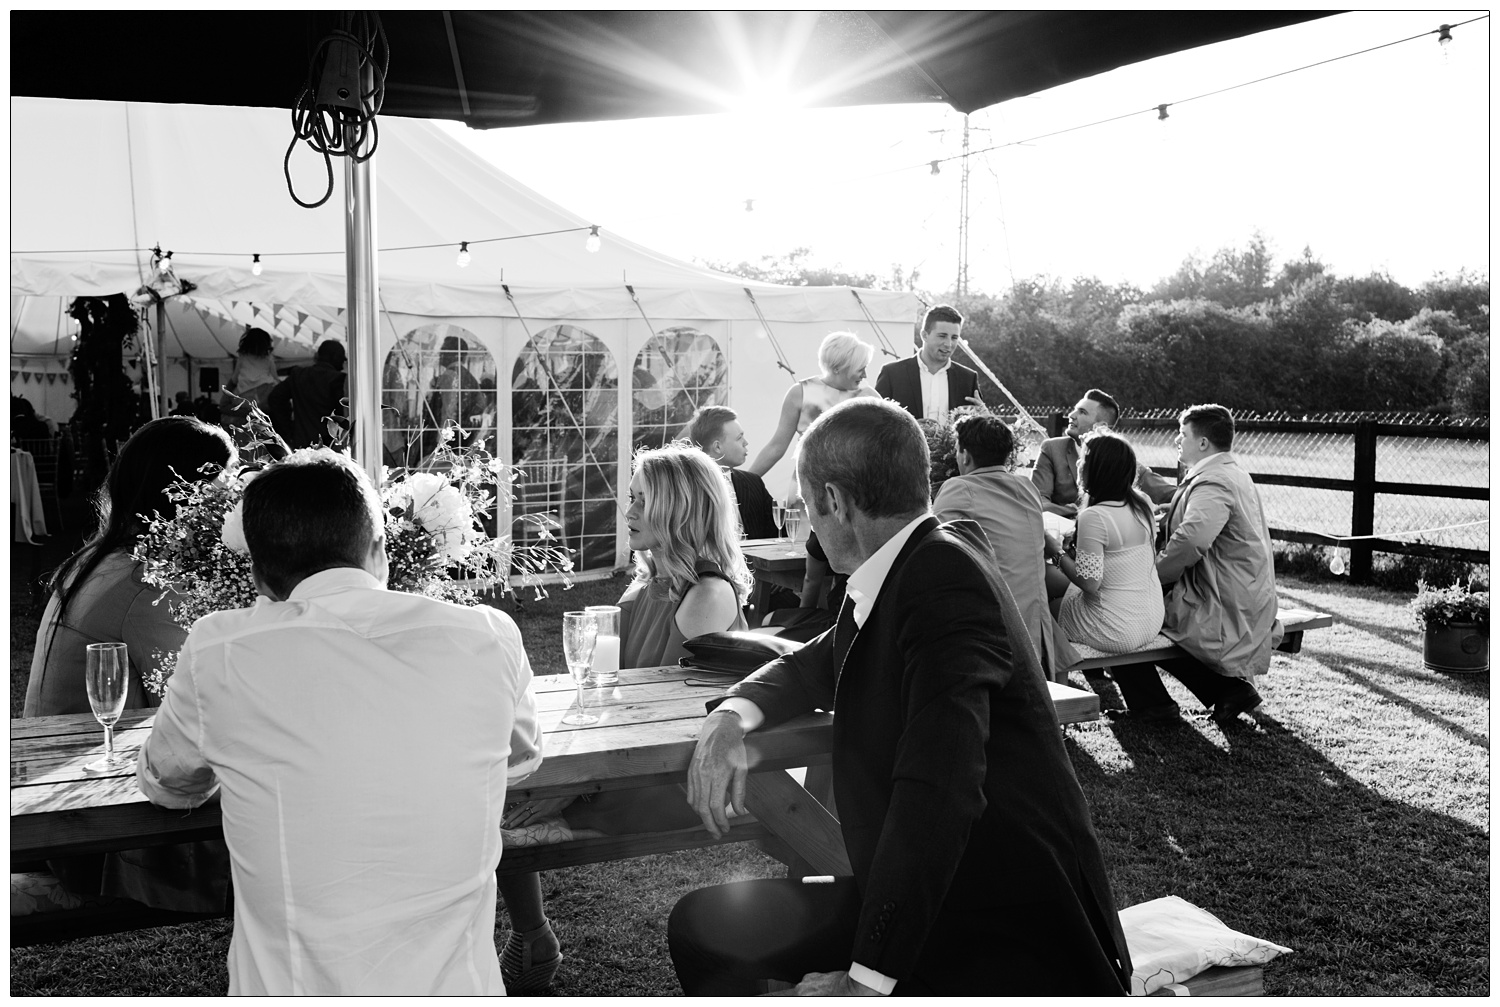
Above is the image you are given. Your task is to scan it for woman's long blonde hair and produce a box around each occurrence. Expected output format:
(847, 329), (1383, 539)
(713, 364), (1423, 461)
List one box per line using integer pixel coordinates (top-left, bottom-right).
(631, 442), (753, 603)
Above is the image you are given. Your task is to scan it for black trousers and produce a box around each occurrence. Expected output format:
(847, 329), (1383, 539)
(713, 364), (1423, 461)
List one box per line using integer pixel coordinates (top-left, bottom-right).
(1109, 654), (1244, 711)
(668, 877), (1127, 996)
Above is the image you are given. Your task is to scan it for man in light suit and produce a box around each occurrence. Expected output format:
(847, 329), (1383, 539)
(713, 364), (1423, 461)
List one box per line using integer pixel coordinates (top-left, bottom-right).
(1108, 404), (1282, 726)
(668, 398), (1130, 996)
(874, 304), (983, 421)
(933, 413), (1077, 683)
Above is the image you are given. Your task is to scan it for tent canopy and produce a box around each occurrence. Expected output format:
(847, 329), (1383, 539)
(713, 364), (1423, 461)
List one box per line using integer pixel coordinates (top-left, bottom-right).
(10, 12), (1333, 128)
(11, 97), (920, 328)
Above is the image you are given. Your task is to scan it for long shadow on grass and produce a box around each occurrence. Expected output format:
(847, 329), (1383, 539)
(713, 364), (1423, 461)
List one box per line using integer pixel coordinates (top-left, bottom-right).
(1277, 585), (1427, 655)
(1313, 655), (1490, 749)
(1067, 716), (1490, 996)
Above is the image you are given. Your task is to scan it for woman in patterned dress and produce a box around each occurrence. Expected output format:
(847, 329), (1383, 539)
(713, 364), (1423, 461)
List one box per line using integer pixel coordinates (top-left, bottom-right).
(1045, 431), (1165, 654)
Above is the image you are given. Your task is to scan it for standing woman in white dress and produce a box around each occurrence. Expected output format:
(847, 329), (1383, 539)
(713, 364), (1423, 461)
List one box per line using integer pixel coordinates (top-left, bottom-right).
(745, 331), (878, 486)
(1045, 431), (1165, 654)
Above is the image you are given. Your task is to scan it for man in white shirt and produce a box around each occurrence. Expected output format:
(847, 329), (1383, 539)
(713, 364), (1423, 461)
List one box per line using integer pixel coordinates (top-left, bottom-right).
(668, 398), (1130, 996)
(137, 449), (544, 995)
(874, 304), (983, 422)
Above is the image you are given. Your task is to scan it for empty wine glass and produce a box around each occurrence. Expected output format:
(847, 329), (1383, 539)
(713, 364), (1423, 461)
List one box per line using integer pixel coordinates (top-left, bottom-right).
(83, 642), (130, 774)
(771, 500), (785, 541)
(561, 611), (600, 726)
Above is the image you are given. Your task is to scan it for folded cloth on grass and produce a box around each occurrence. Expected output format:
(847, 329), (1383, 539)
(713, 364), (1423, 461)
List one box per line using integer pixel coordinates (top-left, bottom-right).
(1120, 895), (1292, 996)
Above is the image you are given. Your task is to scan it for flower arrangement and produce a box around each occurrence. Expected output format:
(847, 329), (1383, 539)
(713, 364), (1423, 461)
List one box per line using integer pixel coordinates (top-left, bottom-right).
(133, 426), (573, 698)
(1409, 579), (1489, 631)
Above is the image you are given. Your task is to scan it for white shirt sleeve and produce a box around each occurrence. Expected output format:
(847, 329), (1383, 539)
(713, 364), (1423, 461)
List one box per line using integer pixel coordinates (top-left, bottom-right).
(506, 649), (545, 785)
(713, 697), (765, 732)
(848, 961), (897, 994)
(136, 641), (219, 809)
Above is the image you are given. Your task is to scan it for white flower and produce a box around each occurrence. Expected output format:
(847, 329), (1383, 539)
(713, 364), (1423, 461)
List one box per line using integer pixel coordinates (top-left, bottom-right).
(389, 472), (478, 565)
(221, 501), (249, 555)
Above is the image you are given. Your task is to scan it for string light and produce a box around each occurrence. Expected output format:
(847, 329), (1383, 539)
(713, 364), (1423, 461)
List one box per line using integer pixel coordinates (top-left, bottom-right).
(1157, 104), (1170, 121)
(251, 254), (263, 276)
(1437, 23), (1453, 62)
(456, 240), (471, 268)
(744, 199), (755, 212)
(585, 225), (601, 253)
(930, 160), (941, 175)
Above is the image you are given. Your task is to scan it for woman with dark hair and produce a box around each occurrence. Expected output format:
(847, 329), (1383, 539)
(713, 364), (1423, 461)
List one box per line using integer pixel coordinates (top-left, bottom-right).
(222, 326), (280, 424)
(18, 416), (237, 916)
(1045, 430), (1164, 653)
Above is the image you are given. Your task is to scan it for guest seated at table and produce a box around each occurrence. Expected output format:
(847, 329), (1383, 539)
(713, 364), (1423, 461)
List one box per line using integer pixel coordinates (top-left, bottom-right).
(495, 443), (753, 990)
(758, 529), (845, 642)
(1045, 431), (1165, 655)
(681, 404), (776, 540)
(745, 331), (878, 485)
(1033, 388), (1175, 518)
(21, 416), (236, 916)
(137, 448), (544, 994)
(933, 413), (1077, 679)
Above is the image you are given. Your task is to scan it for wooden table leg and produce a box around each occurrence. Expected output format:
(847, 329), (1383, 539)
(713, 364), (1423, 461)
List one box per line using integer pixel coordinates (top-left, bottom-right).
(742, 770), (851, 877)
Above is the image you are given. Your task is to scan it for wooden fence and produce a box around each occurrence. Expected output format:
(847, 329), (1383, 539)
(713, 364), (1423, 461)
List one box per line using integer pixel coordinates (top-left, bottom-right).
(1043, 414), (1489, 582)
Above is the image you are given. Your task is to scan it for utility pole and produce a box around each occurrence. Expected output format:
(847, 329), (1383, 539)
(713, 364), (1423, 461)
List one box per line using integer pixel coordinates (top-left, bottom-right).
(956, 113), (971, 297)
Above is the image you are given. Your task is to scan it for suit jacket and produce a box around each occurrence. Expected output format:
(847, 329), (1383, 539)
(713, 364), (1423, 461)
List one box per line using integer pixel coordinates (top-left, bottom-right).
(728, 468), (778, 540)
(874, 355), (979, 420)
(717, 517), (1130, 993)
(1157, 453), (1282, 679)
(1033, 435), (1179, 507)
(267, 362), (347, 450)
(931, 467), (1078, 680)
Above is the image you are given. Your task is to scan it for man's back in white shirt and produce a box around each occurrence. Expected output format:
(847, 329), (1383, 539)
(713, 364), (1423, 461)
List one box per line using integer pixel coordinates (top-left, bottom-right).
(138, 567), (543, 995)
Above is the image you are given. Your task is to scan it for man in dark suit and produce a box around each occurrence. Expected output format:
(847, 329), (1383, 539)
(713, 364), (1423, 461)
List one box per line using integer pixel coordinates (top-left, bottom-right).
(874, 304), (983, 421)
(681, 405), (777, 540)
(668, 398), (1131, 996)
(267, 340), (347, 450)
(1033, 387), (1175, 518)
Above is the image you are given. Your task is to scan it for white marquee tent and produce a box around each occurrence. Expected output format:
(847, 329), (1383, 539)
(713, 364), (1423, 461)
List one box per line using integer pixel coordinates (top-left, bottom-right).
(10, 97), (923, 572)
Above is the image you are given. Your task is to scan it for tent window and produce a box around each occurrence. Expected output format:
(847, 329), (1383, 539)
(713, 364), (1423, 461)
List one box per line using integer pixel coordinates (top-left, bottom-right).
(512, 325), (619, 573)
(381, 325), (498, 470)
(631, 327), (727, 452)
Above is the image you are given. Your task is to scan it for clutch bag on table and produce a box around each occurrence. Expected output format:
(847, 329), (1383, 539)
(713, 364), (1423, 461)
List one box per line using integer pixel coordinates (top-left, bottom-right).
(679, 631), (804, 678)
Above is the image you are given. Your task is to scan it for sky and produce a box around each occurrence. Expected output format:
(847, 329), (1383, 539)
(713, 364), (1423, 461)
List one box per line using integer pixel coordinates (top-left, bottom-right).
(436, 10), (1490, 298)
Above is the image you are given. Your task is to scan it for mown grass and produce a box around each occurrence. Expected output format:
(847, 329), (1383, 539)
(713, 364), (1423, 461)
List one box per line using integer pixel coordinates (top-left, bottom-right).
(9, 519), (1489, 995)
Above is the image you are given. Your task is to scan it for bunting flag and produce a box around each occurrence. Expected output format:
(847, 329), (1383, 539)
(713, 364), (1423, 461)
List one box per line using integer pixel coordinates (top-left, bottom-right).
(46, 373), (57, 384)
(20, 372), (31, 383)
(10, 371), (19, 383)
(297, 310), (309, 329)
(59, 374), (69, 384)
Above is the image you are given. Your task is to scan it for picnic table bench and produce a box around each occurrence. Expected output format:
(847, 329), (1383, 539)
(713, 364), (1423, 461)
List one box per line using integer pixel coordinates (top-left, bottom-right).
(11, 664), (1101, 946)
(1062, 607), (1334, 672)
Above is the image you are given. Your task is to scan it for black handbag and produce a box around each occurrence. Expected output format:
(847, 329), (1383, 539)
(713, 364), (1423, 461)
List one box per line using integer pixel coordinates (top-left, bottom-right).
(679, 630), (803, 677)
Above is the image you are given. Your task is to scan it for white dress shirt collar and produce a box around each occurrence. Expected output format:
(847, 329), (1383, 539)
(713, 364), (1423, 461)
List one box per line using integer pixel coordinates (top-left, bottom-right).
(287, 566), (384, 601)
(843, 514), (933, 629)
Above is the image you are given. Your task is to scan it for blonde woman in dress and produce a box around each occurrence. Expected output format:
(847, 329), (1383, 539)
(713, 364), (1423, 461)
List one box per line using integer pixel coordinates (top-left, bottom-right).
(745, 331), (878, 480)
(1045, 431), (1165, 654)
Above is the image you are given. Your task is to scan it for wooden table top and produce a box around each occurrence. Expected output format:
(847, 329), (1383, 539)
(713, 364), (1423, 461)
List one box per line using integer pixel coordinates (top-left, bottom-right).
(12, 666), (1099, 862)
(741, 539), (808, 570)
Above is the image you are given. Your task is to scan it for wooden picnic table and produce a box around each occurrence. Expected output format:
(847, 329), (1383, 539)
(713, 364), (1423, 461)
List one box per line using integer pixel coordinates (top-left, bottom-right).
(11, 665), (1101, 874)
(741, 537), (808, 614)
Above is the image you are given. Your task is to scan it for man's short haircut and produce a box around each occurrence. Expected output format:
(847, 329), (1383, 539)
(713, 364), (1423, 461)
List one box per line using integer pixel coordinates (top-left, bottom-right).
(243, 448), (382, 598)
(1179, 403), (1235, 451)
(817, 331), (875, 377)
(799, 398), (930, 519)
(681, 405), (738, 451)
(1084, 388), (1121, 427)
(922, 304), (964, 334)
(316, 340), (347, 367)
(953, 413), (1015, 469)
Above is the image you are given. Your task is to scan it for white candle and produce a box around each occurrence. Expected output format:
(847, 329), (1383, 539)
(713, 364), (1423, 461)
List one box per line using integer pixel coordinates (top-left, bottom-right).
(591, 634), (621, 684)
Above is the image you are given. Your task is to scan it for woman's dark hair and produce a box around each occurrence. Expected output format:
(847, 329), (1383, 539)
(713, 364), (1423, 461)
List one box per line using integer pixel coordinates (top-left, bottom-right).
(238, 327), (274, 357)
(43, 417), (236, 666)
(1078, 430), (1154, 531)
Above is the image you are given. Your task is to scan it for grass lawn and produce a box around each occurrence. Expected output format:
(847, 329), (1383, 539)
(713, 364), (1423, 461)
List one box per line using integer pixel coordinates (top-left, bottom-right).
(9, 525), (1490, 995)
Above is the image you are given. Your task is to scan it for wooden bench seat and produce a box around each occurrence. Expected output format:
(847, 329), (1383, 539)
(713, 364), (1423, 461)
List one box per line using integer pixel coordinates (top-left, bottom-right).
(1065, 608), (1333, 673)
(1147, 964), (1264, 996)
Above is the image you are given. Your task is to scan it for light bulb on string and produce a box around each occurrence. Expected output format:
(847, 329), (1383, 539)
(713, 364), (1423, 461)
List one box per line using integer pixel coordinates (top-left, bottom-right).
(1438, 24), (1453, 63)
(585, 226), (601, 253)
(744, 199), (755, 212)
(456, 241), (471, 268)
(1329, 552), (1347, 577)
(930, 160), (941, 176)
(251, 254), (263, 276)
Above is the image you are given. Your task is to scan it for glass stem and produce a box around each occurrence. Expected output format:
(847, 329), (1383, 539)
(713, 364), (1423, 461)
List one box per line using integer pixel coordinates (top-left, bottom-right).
(575, 679), (587, 715)
(103, 724), (115, 759)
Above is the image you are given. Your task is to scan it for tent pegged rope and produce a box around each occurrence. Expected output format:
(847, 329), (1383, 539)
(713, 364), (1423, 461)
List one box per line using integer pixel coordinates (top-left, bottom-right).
(955, 337), (1048, 442)
(741, 288), (795, 377)
(849, 289), (902, 360)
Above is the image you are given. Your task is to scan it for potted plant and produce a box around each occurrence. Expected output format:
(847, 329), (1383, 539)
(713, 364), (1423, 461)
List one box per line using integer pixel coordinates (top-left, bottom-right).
(1410, 579), (1489, 674)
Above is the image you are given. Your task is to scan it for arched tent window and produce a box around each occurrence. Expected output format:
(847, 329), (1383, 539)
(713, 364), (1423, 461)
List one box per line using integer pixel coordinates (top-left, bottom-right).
(512, 324), (619, 572)
(631, 327), (727, 452)
(381, 324), (497, 469)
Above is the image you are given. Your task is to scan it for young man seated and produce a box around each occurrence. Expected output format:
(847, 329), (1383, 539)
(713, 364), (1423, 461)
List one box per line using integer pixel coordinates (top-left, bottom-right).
(136, 449), (543, 995)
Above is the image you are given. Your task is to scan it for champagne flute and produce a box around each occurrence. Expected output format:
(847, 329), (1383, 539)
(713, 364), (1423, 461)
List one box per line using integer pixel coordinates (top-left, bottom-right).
(561, 612), (600, 726)
(83, 642), (130, 774)
(783, 504), (803, 544)
(771, 500), (785, 541)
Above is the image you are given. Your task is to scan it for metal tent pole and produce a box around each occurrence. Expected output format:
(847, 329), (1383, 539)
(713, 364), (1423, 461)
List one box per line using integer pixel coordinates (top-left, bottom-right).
(343, 124), (382, 483)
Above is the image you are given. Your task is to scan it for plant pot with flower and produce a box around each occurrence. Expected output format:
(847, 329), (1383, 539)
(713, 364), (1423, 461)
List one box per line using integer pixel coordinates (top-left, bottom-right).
(1410, 579), (1489, 674)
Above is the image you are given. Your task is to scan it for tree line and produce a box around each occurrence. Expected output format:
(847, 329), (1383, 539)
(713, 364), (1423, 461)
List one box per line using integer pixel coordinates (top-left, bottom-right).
(710, 237), (1489, 416)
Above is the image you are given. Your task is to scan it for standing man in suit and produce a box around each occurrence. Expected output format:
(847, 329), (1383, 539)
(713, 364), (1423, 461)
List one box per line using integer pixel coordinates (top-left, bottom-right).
(668, 398), (1131, 996)
(874, 304), (983, 422)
